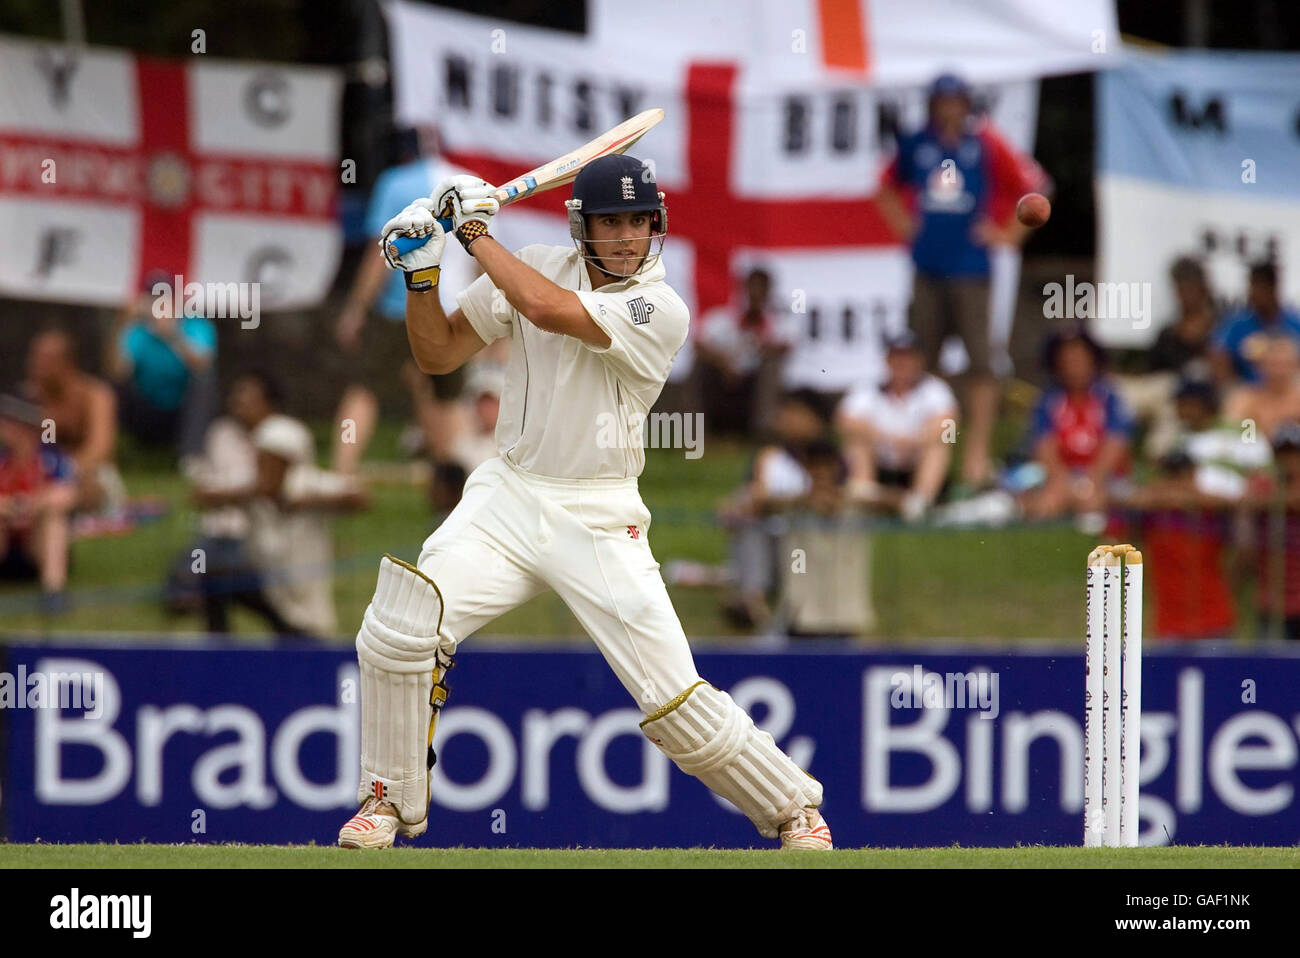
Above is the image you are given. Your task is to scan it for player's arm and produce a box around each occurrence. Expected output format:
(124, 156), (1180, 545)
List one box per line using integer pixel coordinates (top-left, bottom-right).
(377, 195), (488, 375)
(875, 156), (916, 243)
(467, 236), (610, 348)
(405, 295), (487, 375)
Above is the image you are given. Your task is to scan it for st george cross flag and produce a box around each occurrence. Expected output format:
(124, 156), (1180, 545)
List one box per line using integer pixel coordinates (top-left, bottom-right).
(0, 35), (343, 310)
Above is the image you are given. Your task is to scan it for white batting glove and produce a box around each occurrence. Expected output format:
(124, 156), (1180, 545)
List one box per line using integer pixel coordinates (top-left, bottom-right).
(378, 198), (446, 271)
(432, 174), (499, 253)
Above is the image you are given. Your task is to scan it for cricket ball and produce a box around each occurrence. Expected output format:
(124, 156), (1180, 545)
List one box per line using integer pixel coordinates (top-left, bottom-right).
(1016, 192), (1051, 229)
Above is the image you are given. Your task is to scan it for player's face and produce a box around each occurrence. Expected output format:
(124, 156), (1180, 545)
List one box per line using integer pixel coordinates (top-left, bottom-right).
(586, 211), (653, 277)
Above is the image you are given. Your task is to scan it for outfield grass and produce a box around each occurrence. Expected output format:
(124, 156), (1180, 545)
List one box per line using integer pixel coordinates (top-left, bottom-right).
(3, 418), (1252, 644)
(1, 844), (1295, 868)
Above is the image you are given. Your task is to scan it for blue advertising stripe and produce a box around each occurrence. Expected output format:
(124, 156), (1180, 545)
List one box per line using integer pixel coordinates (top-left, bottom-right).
(4, 643), (1300, 847)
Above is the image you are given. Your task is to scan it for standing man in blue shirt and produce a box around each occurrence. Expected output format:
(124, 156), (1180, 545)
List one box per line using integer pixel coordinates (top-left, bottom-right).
(329, 126), (475, 474)
(1211, 261), (1300, 386)
(876, 73), (1049, 491)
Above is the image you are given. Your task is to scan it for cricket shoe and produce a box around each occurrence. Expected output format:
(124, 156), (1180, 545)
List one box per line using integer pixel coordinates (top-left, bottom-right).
(338, 796), (428, 849)
(779, 807), (833, 850)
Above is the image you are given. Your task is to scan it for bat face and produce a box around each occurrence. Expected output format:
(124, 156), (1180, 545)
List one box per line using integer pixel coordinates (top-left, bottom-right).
(386, 108), (664, 258)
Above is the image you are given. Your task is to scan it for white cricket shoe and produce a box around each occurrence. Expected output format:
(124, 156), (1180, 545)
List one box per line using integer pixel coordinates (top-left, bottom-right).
(779, 807), (833, 850)
(337, 796), (428, 849)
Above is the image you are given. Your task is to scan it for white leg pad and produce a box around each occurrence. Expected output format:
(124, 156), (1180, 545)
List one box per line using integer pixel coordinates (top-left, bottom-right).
(356, 555), (448, 824)
(641, 681), (823, 838)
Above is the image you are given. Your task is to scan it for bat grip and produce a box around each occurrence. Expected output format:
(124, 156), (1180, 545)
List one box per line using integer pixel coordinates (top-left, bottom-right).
(388, 217), (454, 256)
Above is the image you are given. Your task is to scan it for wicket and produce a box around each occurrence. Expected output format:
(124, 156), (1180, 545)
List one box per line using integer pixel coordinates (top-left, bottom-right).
(1084, 544), (1143, 847)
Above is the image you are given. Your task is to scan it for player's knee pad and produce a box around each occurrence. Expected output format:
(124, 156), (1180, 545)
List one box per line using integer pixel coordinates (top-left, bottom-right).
(640, 680), (823, 838)
(355, 554), (452, 824)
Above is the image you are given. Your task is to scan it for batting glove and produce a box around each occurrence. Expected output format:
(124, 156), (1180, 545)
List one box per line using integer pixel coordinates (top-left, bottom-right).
(433, 174), (499, 253)
(378, 198), (446, 290)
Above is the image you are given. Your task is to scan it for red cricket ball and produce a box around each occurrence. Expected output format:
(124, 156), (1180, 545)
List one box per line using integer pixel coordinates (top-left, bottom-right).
(1016, 192), (1051, 229)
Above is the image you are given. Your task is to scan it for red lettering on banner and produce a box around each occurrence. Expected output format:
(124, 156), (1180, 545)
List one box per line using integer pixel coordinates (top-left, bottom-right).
(0, 56), (336, 289)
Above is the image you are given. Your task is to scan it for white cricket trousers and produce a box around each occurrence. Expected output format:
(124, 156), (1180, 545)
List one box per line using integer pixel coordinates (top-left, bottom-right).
(416, 456), (702, 710)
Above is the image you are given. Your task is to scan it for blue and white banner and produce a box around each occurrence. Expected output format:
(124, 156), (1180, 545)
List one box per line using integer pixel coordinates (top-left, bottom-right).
(1097, 48), (1300, 346)
(2, 642), (1299, 847)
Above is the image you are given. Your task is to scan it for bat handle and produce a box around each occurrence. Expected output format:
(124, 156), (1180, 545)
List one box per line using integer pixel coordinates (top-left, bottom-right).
(387, 217), (454, 256)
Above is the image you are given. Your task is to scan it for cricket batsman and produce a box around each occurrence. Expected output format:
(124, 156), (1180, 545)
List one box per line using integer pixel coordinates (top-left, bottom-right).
(336, 155), (831, 850)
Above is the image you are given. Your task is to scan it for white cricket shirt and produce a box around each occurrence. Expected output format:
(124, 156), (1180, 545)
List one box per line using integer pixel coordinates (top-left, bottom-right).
(457, 244), (689, 480)
(838, 374), (958, 471)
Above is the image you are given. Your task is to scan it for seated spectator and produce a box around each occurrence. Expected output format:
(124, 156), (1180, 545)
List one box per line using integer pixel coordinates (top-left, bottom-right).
(106, 273), (218, 467)
(778, 439), (876, 638)
(1223, 332), (1300, 445)
(836, 329), (958, 522)
(403, 359), (502, 510)
(1211, 260), (1300, 386)
(21, 327), (123, 515)
(695, 268), (791, 438)
(1111, 451), (1236, 640)
(1171, 377), (1272, 501)
(0, 395), (78, 613)
(719, 389), (832, 628)
(1023, 324), (1134, 525)
(1115, 256), (1219, 459)
(181, 373), (306, 637)
(1242, 422), (1300, 640)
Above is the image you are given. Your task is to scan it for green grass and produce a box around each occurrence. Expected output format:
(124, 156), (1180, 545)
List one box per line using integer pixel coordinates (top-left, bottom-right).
(0, 419), (1237, 644)
(0, 844), (1295, 868)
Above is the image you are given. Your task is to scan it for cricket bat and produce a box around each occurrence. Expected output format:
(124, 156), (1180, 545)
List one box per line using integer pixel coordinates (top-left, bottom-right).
(386, 107), (665, 258)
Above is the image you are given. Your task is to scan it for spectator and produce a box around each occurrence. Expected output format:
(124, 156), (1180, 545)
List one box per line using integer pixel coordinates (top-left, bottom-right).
(1244, 422), (1300, 640)
(694, 268), (791, 438)
(404, 359), (502, 510)
(22, 327), (123, 514)
(719, 389), (832, 628)
(106, 273), (218, 468)
(1112, 450), (1235, 640)
(1116, 256), (1220, 459)
(1223, 332), (1300, 444)
(192, 372), (366, 639)
(0, 394), (78, 613)
(1023, 325), (1134, 525)
(182, 373), (305, 637)
(875, 72), (1050, 490)
(330, 125), (477, 475)
(836, 329), (958, 522)
(1211, 261), (1300, 386)
(1171, 378), (1271, 501)
(778, 439), (876, 638)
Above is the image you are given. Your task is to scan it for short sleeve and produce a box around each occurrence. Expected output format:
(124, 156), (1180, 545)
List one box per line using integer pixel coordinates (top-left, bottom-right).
(186, 318), (217, 354)
(837, 387), (875, 424)
(1104, 386), (1136, 437)
(1028, 393), (1053, 443)
(575, 284), (690, 392)
(919, 377), (959, 419)
(456, 271), (513, 345)
(1210, 315), (1238, 352)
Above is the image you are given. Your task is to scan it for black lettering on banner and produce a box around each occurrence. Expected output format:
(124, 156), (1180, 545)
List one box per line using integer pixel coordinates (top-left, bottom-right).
(614, 87), (643, 122)
(536, 73), (553, 126)
(784, 96), (810, 154)
(446, 56), (471, 110)
(492, 64), (518, 118)
(876, 100), (902, 151)
(831, 94), (856, 153)
(1169, 91), (1227, 133)
(808, 305), (820, 340)
(841, 305), (854, 341)
(573, 80), (594, 132)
